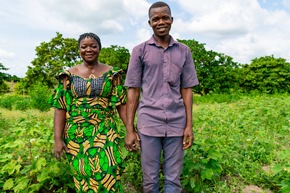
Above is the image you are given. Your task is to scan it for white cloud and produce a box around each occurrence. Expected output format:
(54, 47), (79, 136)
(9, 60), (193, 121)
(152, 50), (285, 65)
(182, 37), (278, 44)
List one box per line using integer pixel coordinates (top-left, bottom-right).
(171, 0), (290, 63)
(0, 49), (15, 59)
(0, 0), (290, 77)
(283, 0), (290, 8)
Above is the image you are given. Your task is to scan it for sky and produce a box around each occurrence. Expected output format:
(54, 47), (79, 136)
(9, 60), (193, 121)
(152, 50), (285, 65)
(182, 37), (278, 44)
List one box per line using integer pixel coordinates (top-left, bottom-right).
(0, 0), (290, 77)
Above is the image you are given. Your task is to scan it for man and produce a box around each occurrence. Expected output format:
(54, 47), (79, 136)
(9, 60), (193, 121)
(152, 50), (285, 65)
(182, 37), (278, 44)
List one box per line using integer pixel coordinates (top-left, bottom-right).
(124, 1), (199, 193)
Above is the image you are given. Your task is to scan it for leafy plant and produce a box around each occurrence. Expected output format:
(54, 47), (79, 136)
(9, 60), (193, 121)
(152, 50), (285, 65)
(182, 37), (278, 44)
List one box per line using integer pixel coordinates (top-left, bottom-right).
(29, 84), (51, 112)
(0, 93), (289, 192)
(181, 139), (223, 192)
(0, 116), (75, 193)
(240, 55), (290, 94)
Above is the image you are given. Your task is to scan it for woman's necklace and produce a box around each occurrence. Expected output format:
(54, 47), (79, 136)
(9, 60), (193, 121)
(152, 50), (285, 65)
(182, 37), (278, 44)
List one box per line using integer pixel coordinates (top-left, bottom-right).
(86, 64), (98, 78)
(89, 68), (96, 78)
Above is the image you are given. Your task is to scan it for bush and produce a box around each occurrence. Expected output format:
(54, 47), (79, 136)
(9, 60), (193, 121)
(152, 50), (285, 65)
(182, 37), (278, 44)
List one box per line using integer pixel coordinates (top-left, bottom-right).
(15, 97), (32, 111)
(29, 84), (51, 112)
(240, 55), (290, 94)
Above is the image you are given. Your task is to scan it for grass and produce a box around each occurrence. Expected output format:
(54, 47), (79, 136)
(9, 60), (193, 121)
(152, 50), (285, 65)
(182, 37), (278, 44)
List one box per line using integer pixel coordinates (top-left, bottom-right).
(0, 108), (54, 120)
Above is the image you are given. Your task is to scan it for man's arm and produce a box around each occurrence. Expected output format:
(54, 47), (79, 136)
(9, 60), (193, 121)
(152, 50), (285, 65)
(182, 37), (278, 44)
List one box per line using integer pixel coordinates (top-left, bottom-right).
(125, 87), (140, 151)
(180, 87), (194, 150)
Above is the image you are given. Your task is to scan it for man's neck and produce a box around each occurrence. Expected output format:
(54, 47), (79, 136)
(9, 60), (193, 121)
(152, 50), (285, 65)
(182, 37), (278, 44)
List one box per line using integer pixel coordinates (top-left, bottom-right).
(153, 34), (171, 49)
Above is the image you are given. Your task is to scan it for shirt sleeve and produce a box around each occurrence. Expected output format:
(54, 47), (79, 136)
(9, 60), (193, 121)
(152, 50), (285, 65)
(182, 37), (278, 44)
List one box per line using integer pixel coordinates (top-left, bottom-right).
(181, 46), (199, 88)
(109, 68), (127, 107)
(124, 45), (143, 88)
(48, 70), (72, 110)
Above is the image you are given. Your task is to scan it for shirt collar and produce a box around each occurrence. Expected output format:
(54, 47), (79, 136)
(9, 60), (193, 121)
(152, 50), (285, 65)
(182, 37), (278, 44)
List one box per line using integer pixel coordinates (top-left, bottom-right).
(148, 35), (176, 47)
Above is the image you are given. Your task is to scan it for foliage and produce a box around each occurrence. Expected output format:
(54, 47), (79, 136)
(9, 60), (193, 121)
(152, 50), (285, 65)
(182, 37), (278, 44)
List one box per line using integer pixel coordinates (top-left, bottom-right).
(0, 63), (9, 83)
(191, 93), (290, 192)
(13, 81), (28, 95)
(0, 113), (75, 193)
(178, 39), (240, 95)
(29, 84), (51, 112)
(0, 94), (289, 192)
(0, 81), (10, 94)
(23, 32), (81, 91)
(182, 139), (223, 192)
(14, 97), (32, 111)
(99, 45), (130, 72)
(0, 88), (50, 112)
(0, 95), (31, 111)
(0, 95), (13, 110)
(240, 55), (290, 94)
(0, 95), (30, 111)
(0, 63), (12, 94)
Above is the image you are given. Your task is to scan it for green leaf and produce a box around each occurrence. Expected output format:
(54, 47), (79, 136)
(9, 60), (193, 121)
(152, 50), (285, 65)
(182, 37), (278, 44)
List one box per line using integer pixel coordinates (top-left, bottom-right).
(272, 164), (283, 174)
(190, 178), (196, 189)
(13, 178), (29, 192)
(201, 168), (214, 180)
(1, 161), (17, 175)
(36, 157), (47, 171)
(0, 153), (13, 162)
(48, 161), (61, 174)
(3, 178), (14, 190)
(37, 170), (50, 182)
(28, 183), (43, 192)
(207, 148), (222, 160)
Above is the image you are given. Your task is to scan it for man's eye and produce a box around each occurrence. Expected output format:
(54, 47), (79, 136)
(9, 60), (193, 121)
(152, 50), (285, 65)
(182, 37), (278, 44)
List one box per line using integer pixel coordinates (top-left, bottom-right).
(152, 18), (159, 22)
(163, 16), (170, 20)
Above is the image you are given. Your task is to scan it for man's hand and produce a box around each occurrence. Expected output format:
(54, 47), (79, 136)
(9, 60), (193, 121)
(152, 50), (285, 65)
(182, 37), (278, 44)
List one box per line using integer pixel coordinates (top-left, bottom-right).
(54, 139), (68, 161)
(125, 131), (140, 152)
(183, 126), (194, 150)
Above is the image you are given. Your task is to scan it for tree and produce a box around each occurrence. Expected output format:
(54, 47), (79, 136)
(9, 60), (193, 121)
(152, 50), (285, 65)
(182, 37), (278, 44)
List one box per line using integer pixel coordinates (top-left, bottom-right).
(23, 32), (81, 90)
(240, 55), (290, 94)
(99, 45), (130, 72)
(178, 39), (240, 95)
(0, 63), (9, 82)
(0, 63), (10, 94)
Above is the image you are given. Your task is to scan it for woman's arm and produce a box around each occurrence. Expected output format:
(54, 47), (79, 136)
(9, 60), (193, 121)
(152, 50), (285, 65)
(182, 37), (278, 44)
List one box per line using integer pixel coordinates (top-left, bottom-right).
(53, 108), (68, 161)
(116, 103), (127, 126)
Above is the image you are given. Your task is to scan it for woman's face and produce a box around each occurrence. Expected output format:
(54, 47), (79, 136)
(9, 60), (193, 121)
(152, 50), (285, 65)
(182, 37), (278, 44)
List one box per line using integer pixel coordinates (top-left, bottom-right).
(79, 37), (100, 64)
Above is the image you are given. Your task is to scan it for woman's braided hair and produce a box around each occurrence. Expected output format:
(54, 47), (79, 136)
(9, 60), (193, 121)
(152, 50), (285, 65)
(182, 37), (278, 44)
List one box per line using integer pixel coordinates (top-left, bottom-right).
(78, 32), (102, 50)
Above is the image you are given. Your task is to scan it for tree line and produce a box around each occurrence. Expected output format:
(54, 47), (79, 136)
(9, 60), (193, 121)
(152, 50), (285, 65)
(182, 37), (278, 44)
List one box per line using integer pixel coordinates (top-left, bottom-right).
(1, 32), (289, 95)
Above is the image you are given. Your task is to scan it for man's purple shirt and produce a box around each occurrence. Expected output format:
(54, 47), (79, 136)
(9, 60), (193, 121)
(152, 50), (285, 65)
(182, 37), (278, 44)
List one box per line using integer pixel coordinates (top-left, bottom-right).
(125, 36), (199, 137)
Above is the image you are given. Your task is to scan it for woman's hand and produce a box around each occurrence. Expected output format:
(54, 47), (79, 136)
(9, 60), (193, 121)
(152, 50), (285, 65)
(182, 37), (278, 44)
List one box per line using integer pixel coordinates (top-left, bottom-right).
(54, 139), (68, 161)
(125, 131), (140, 152)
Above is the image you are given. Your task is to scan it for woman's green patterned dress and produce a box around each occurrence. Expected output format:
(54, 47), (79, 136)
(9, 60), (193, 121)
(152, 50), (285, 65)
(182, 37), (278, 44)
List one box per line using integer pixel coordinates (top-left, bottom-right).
(49, 67), (126, 193)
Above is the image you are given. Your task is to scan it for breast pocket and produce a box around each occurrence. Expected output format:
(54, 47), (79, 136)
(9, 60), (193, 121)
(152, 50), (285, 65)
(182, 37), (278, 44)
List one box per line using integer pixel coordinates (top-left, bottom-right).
(167, 63), (183, 87)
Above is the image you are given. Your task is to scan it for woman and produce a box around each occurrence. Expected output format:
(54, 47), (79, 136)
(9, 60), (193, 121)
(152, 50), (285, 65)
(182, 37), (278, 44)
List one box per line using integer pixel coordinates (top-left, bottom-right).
(49, 32), (127, 193)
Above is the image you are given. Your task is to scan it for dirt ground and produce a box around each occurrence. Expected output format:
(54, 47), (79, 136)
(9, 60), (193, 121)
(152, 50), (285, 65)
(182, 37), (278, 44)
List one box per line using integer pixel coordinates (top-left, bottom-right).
(242, 185), (273, 193)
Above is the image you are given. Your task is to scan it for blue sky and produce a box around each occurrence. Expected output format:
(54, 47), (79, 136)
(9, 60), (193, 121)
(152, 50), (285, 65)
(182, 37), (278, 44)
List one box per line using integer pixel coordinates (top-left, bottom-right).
(0, 0), (290, 77)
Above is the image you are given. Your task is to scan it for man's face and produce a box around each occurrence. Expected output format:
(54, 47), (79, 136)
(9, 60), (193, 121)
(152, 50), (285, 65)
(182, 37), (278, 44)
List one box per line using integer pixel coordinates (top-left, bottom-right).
(148, 6), (173, 38)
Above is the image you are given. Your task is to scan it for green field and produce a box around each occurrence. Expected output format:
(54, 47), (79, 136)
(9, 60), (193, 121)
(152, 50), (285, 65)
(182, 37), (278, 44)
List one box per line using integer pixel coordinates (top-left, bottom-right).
(0, 93), (289, 193)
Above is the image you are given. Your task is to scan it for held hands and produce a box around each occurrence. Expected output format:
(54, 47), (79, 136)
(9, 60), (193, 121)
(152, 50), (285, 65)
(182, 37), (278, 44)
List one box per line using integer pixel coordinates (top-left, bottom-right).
(125, 131), (140, 152)
(183, 126), (194, 150)
(54, 139), (69, 161)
